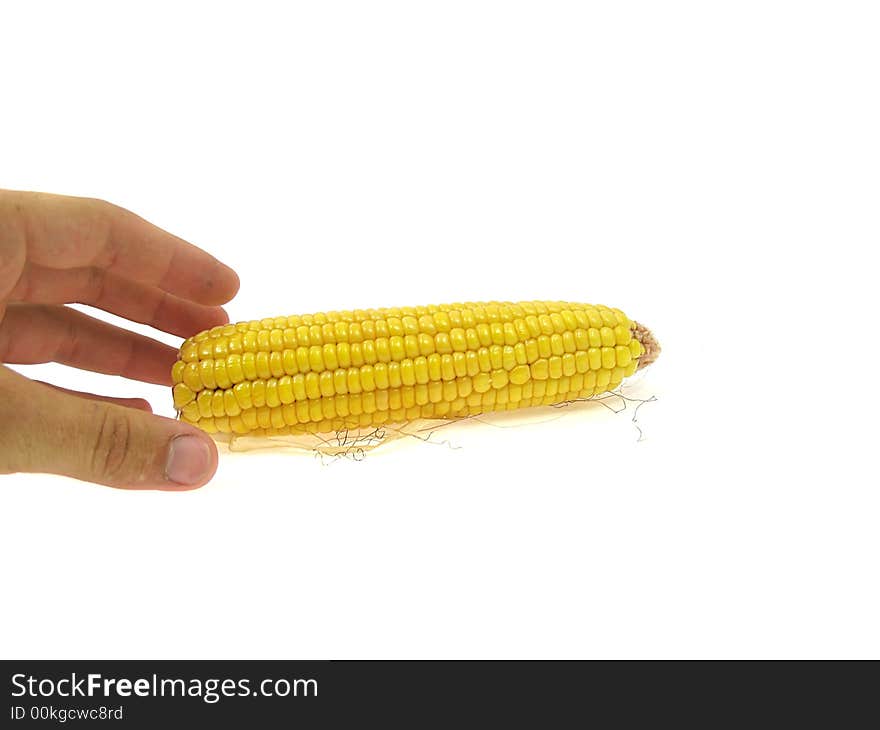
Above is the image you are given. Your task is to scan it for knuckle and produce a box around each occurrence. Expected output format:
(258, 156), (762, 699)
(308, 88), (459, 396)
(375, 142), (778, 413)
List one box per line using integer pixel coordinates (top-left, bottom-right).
(87, 197), (126, 226)
(84, 196), (113, 213)
(90, 408), (134, 483)
(85, 266), (107, 302)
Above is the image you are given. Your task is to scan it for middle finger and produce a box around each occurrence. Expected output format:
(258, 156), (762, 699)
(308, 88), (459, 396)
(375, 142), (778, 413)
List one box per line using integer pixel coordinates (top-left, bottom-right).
(8, 263), (229, 337)
(0, 304), (178, 385)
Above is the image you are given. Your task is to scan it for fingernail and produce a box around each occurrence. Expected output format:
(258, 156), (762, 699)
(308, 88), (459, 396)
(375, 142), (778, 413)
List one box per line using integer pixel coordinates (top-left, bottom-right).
(165, 435), (212, 487)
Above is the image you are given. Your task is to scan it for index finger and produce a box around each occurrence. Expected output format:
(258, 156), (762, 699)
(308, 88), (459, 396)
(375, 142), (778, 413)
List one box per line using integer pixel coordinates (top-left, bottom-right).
(1, 190), (240, 306)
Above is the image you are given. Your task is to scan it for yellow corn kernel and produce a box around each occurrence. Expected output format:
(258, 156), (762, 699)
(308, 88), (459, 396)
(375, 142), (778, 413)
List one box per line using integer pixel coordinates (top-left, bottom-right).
(291, 374), (307, 401)
(530, 359), (549, 380)
(404, 335), (420, 359)
(347, 368), (362, 394)
(234, 381), (253, 410)
(523, 316), (539, 337)
(266, 352), (281, 378)
(226, 354), (244, 384)
(429, 381), (444, 403)
(509, 365), (530, 385)
(465, 350), (480, 377)
(282, 404), (298, 426)
(501, 346), (516, 371)
(196, 389), (213, 419)
(440, 354), (456, 381)
(211, 390), (225, 418)
(182, 402), (200, 422)
(601, 347), (617, 370)
(400, 359), (415, 386)
(361, 365), (376, 391)
(537, 336), (552, 359)
(256, 351), (272, 379)
(213, 357), (231, 388)
(265, 379), (281, 407)
(173, 384), (195, 408)
(389, 336), (406, 360)
(476, 348), (491, 373)
(251, 379), (266, 408)
(179, 341), (199, 363)
(240, 353), (256, 381)
(452, 352), (467, 378)
(435, 332), (453, 354)
(224, 389), (241, 417)
(473, 373), (492, 393)
(491, 370), (509, 389)
(418, 333), (435, 356)
(320, 371), (335, 398)
(375, 338), (391, 362)
(336, 342), (352, 368)
(278, 376), (294, 404)
(324, 343), (340, 370)
(281, 349), (296, 376)
(489, 346), (504, 370)
(182, 363), (202, 392)
(308, 346), (324, 373)
(524, 339), (539, 362)
(210, 338), (226, 359)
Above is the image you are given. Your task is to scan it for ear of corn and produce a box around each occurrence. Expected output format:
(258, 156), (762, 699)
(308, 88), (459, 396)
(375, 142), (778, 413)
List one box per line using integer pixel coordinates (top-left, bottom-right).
(171, 301), (658, 437)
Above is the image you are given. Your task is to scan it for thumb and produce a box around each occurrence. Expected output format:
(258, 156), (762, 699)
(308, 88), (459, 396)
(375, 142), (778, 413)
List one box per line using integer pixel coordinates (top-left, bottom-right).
(0, 366), (217, 490)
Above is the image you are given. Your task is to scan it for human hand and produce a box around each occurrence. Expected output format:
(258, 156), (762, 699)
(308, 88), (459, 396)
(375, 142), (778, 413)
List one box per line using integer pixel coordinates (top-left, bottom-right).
(0, 190), (239, 490)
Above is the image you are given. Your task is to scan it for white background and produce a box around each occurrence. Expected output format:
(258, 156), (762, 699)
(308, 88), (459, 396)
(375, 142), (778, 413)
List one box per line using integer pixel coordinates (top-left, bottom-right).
(1, 1), (877, 658)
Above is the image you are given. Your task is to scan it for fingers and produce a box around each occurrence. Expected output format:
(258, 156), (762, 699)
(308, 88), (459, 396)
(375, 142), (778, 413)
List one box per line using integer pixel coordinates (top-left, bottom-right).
(0, 304), (178, 386)
(0, 190), (240, 306)
(9, 263), (229, 337)
(0, 366), (217, 490)
(33, 380), (153, 412)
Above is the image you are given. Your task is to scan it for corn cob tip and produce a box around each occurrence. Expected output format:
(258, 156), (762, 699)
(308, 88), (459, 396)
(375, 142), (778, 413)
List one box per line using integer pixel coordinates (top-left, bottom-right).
(633, 322), (660, 369)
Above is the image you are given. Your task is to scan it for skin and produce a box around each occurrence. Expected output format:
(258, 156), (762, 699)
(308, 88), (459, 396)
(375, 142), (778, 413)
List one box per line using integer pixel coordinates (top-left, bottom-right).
(0, 190), (240, 490)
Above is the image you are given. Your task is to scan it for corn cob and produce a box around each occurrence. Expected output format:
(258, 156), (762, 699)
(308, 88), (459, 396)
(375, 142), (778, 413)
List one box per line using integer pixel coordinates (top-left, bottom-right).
(171, 301), (660, 437)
